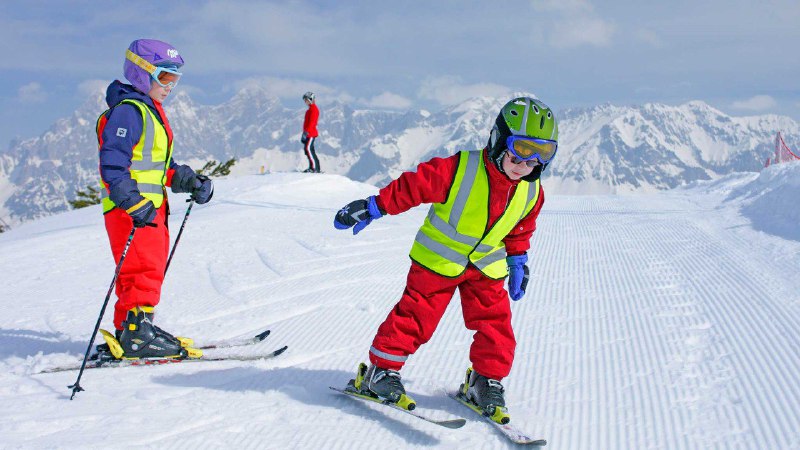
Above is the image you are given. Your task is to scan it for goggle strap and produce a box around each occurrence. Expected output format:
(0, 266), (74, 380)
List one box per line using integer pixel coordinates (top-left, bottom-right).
(126, 50), (156, 75)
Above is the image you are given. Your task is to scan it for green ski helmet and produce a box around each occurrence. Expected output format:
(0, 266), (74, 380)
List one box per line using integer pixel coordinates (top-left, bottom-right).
(488, 96), (559, 179)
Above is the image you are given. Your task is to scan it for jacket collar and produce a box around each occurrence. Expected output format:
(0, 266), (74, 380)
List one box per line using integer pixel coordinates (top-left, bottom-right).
(482, 147), (519, 189)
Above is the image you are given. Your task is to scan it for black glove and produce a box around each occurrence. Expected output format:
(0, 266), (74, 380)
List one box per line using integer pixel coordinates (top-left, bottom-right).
(171, 164), (197, 194)
(172, 165), (214, 204)
(192, 174), (214, 204)
(127, 200), (157, 228)
(301, 132), (309, 144)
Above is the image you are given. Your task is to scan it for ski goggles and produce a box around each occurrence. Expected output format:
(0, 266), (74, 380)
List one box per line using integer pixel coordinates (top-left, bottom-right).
(151, 65), (182, 88)
(506, 136), (558, 165)
(125, 50), (182, 88)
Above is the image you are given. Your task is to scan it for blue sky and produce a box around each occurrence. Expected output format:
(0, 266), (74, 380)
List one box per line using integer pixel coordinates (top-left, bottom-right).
(1, 0), (798, 148)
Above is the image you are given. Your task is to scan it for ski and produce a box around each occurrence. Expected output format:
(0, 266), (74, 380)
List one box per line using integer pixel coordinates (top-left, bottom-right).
(448, 391), (547, 445)
(193, 328), (273, 350)
(39, 346), (288, 374)
(330, 386), (466, 429)
(91, 328), (273, 354)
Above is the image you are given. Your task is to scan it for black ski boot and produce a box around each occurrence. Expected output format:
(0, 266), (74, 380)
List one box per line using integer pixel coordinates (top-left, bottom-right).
(460, 367), (510, 424)
(118, 306), (193, 359)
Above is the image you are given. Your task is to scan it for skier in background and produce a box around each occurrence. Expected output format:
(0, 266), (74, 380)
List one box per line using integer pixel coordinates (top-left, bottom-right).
(96, 39), (213, 359)
(333, 97), (558, 423)
(301, 91), (321, 173)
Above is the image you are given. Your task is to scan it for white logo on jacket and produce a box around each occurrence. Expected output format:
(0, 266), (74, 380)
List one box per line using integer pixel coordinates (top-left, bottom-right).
(116, 128), (127, 137)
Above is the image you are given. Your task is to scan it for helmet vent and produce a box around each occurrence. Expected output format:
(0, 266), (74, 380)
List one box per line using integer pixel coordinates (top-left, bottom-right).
(547, 111), (552, 119)
(532, 104), (540, 114)
(540, 116), (546, 128)
(509, 110), (519, 116)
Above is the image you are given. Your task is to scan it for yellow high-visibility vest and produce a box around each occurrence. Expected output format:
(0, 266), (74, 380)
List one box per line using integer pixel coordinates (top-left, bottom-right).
(98, 99), (172, 213)
(409, 150), (540, 279)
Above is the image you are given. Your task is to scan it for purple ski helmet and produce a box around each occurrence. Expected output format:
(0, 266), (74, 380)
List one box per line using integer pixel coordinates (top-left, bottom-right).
(123, 39), (185, 93)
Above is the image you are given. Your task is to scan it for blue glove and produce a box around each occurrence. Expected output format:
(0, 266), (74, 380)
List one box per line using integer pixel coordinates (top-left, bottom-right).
(334, 195), (384, 235)
(506, 253), (530, 301)
(172, 165), (214, 204)
(127, 199), (157, 228)
(171, 164), (197, 194)
(191, 174), (214, 204)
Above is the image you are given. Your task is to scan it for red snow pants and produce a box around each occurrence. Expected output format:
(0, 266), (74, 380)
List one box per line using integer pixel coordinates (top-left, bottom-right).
(369, 262), (516, 380)
(104, 203), (169, 330)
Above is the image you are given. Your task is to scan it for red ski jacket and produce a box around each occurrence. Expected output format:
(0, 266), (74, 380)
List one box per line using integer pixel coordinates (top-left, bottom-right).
(375, 149), (545, 256)
(303, 103), (319, 137)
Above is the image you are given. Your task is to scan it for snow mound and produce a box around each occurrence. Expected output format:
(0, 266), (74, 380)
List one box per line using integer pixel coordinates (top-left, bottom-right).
(725, 162), (800, 241)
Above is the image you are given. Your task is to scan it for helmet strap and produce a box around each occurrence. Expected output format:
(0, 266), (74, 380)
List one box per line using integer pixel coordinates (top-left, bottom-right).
(488, 120), (511, 175)
(125, 50), (157, 75)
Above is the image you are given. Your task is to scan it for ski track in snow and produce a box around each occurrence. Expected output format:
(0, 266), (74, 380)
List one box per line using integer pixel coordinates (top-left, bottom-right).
(1, 173), (799, 449)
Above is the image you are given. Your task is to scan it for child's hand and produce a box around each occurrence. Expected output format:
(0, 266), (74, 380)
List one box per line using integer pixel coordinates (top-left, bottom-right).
(506, 254), (530, 301)
(334, 196), (384, 235)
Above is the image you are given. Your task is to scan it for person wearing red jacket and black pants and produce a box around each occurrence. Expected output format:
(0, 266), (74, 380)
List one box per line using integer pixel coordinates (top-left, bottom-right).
(334, 97), (559, 424)
(301, 91), (320, 173)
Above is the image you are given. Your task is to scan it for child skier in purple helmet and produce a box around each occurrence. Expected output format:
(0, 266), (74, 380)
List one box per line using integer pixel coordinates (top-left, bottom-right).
(94, 39), (213, 360)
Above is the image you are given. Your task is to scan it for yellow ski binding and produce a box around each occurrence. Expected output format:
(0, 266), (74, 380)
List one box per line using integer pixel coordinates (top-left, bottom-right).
(176, 336), (194, 348)
(99, 329), (125, 359)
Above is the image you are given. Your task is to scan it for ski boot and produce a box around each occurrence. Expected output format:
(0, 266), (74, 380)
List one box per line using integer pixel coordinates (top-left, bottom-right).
(105, 306), (202, 360)
(459, 367), (511, 424)
(94, 320), (195, 358)
(347, 362), (416, 410)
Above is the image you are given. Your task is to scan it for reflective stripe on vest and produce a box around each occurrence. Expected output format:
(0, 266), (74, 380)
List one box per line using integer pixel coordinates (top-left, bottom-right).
(99, 99), (172, 212)
(409, 150), (540, 279)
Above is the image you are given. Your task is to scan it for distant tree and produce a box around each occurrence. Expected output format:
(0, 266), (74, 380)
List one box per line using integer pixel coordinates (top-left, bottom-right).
(69, 185), (102, 209)
(196, 158), (237, 177)
(68, 186), (100, 209)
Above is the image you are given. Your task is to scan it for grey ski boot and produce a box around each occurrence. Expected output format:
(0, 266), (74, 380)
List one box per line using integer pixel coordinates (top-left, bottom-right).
(349, 362), (416, 410)
(459, 367), (511, 424)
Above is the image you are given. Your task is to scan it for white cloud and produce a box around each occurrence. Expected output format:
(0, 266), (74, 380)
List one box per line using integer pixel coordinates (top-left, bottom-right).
(551, 17), (615, 48)
(534, 0), (615, 48)
(534, 0), (595, 14)
(731, 95), (777, 111)
(363, 92), (412, 109)
(17, 82), (47, 103)
(635, 28), (663, 47)
(419, 77), (512, 106)
(229, 77), (356, 104)
(78, 79), (107, 96)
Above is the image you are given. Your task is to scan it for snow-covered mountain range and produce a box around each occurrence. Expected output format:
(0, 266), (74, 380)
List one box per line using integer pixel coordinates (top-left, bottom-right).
(1, 85), (798, 224)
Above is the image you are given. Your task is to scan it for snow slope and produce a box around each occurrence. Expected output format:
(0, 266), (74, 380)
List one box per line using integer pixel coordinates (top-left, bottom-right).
(1, 166), (799, 449)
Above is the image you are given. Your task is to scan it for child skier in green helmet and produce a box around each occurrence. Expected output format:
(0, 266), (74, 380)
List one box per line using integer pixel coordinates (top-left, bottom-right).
(333, 97), (558, 423)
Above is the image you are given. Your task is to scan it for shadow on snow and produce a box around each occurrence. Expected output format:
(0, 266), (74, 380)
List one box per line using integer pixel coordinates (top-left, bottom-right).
(152, 366), (468, 446)
(0, 328), (86, 358)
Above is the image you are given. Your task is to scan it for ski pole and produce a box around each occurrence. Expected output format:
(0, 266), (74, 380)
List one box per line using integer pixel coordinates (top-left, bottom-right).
(69, 226), (136, 400)
(164, 199), (194, 276)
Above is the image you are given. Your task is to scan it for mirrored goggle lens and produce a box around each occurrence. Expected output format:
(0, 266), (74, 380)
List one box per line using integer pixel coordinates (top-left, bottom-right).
(509, 137), (557, 162)
(507, 152), (540, 167)
(155, 71), (180, 87)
